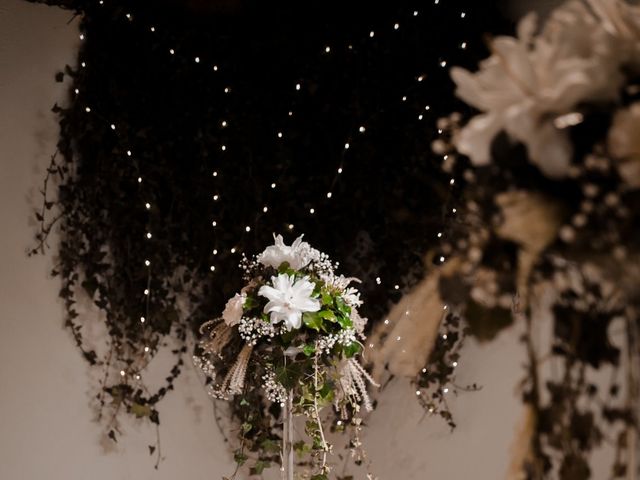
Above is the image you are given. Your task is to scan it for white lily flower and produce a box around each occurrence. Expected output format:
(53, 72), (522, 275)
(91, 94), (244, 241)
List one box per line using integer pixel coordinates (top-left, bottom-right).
(258, 274), (320, 330)
(257, 234), (316, 270)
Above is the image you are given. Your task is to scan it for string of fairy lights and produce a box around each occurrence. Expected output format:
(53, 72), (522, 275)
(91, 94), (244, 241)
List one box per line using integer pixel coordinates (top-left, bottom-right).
(74, 48), (159, 381)
(78, 0), (474, 397)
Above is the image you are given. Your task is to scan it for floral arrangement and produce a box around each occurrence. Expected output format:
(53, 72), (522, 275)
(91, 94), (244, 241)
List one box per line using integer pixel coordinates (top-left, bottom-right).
(427, 0), (640, 477)
(194, 234), (377, 479)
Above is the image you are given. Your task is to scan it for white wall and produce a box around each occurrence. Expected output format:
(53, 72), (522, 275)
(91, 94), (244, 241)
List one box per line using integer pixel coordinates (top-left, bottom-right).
(0, 1), (529, 478)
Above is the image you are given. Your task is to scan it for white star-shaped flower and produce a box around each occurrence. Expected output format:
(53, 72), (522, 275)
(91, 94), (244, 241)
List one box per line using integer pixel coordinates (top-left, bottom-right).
(258, 274), (320, 330)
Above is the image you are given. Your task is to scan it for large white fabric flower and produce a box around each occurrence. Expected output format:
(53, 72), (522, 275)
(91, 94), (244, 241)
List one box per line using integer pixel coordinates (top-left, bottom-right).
(451, 3), (624, 177)
(258, 274), (320, 330)
(257, 234), (315, 271)
(222, 293), (246, 326)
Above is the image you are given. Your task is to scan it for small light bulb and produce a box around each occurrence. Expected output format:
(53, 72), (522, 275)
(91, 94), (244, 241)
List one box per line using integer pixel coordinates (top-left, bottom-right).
(437, 232), (442, 238)
(288, 111), (293, 116)
(325, 46), (331, 53)
(452, 361), (458, 367)
(337, 167), (343, 174)
(271, 183), (276, 189)
(213, 194), (219, 201)
(442, 334), (448, 340)
(443, 388), (449, 394)
(394, 285), (400, 290)
(384, 319), (390, 325)
(81, 62), (86, 67)
(344, 142), (350, 149)
(150, 26), (155, 32)
(79, 34), (85, 40)
(375, 277), (381, 284)
(359, 126), (366, 133)
(230, 247), (236, 254)
(138, 177), (142, 183)
(212, 221), (217, 227)
(212, 249), (218, 255)
(425, 105), (430, 111)
(396, 336), (402, 341)
(144, 289), (149, 295)
(245, 226), (251, 232)
(402, 96), (407, 101)
(440, 60), (447, 67)
(449, 179), (455, 185)
(439, 256), (445, 262)
(277, 132), (283, 138)
(263, 206), (268, 213)
(461, 12), (466, 18)
(416, 390), (421, 396)
(126, 150), (132, 156)
(213, 65), (218, 71)
(110, 124), (115, 130)
(224, 87), (230, 93)
(326, 192), (332, 198)
(169, 49), (175, 55)
(194, 56), (200, 63)
(85, 107), (91, 113)
(144, 260), (150, 266)
(221, 145), (226, 151)
(140, 316), (145, 323)
(288, 224), (294, 230)
(461, 42), (467, 49)
(74, 89), (79, 94)
(144, 346), (150, 352)
(422, 368), (427, 373)
(369, 31), (375, 38)
(125, 13), (131, 19)
(210, 265), (216, 271)
(295, 83), (301, 91)
(212, 171), (218, 177)
(394, 23), (400, 30)
(221, 120), (227, 127)
(417, 75), (425, 82)
(146, 232), (152, 239)
(120, 370), (126, 376)
(309, 208), (315, 214)
(413, 10), (419, 16)
(145, 202), (151, 209)
(418, 114), (423, 120)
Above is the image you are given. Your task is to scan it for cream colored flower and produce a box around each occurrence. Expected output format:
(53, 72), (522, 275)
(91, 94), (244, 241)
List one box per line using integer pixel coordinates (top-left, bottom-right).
(222, 293), (246, 327)
(608, 101), (640, 188)
(451, 3), (624, 177)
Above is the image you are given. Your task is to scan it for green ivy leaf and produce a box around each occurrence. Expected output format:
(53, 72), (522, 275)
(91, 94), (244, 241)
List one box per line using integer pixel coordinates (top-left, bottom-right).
(342, 342), (361, 358)
(318, 310), (337, 322)
(335, 296), (351, 316)
(311, 474), (329, 480)
(233, 450), (248, 466)
(276, 363), (302, 389)
(250, 460), (270, 475)
(130, 402), (152, 418)
(302, 343), (316, 357)
(337, 313), (353, 329)
(303, 311), (324, 331)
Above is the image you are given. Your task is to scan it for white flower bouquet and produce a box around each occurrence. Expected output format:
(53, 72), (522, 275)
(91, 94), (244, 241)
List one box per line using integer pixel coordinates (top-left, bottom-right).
(194, 234), (376, 479)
